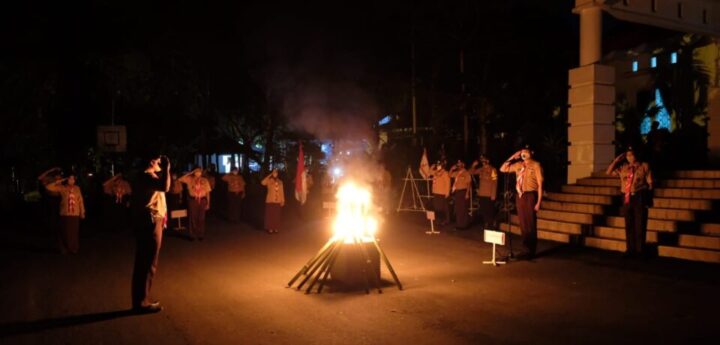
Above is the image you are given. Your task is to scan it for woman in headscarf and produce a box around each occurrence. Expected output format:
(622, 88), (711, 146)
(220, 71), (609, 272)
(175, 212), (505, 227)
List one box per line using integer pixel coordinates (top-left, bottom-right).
(179, 167), (212, 241)
(45, 173), (86, 254)
(261, 169), (285, 234)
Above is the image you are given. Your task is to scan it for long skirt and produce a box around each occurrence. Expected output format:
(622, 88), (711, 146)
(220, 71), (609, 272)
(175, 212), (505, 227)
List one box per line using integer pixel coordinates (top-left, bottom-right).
(264, 203), (282, 230)
(453, 189), (470, 229)
(188, 197), (208, 239)
(59, 216), (80, 254)
(227, 192), (243, 222)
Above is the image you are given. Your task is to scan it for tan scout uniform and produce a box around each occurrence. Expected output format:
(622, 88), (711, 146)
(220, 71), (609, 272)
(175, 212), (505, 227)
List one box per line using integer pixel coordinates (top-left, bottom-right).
(427, 167), (451, 224)
(449, 166), (472, 228)
(46, 181), (85, 254)
(222, 173), (246, 222)
(179, 174), (212, 240)
(469, 163), (498, 227)
(261, 174), (285, 233)
(503, 158), (543, 256)
(611, 161), (653, 255)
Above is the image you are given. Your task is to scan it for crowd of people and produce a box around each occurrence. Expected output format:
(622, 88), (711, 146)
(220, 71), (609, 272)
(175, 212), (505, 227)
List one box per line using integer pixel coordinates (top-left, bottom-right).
(30, 142), (656, 312)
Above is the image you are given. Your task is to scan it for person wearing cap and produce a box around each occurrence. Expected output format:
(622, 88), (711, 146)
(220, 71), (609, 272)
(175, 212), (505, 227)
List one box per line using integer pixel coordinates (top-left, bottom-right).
(103, 173), (132, 231)
(606, 147), (653, 258)
(449, 160), (472, 229)
(427, 162), (451, 225)
(45, 173), (86, 254)
(261, 168), (285, 233)
(500, 146), (543, 259)
(470, 155), (498, 229)
(222, 166), (246, 222)
(179, 167), (212, 240)
(130, 154), (171, 313)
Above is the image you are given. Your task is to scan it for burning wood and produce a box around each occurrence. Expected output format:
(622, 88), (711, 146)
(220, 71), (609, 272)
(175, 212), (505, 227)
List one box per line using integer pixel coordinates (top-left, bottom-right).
(288, 181), (402, 294)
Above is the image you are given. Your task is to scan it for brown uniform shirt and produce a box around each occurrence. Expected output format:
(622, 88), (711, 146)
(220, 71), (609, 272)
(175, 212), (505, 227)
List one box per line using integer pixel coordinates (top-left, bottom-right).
(179, 175), (212, 198)
(428, 169), (451, 196)
(222, 174), (246, 194)
(612, 162), (652, 193)
(46, 183), (85, 218)
(469, 165), (498, 199)
(507, 159), (543, 193)
(262, 176), (285, 205)
(450, 168), (472, 192)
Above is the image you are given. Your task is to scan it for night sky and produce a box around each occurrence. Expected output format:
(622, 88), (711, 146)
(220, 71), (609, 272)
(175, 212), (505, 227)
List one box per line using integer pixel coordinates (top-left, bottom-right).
(2, 0), (675, 171)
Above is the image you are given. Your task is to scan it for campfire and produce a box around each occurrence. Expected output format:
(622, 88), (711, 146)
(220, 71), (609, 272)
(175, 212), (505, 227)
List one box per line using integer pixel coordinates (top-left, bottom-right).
(288, 181), (402, 294)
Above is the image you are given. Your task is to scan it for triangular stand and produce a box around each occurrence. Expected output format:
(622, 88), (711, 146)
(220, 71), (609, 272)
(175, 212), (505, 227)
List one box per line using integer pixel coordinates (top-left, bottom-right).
(396, 167), (430, 213)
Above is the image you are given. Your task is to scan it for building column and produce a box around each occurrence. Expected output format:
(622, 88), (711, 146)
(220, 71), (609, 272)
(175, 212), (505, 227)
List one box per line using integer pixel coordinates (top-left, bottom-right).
(708, 87), (720, 165)
(568, 3), (615, 183)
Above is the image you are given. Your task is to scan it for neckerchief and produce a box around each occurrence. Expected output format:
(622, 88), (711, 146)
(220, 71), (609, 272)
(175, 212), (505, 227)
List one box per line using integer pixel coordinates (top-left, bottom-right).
(516, 162), (527, 197)
(624, 164), (636, 205)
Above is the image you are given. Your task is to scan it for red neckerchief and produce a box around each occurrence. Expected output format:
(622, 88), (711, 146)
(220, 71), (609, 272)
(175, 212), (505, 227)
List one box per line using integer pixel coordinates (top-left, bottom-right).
(68, 187), (77, 213)
(516, 162), (527, 197)
(624, 164), (636, 204)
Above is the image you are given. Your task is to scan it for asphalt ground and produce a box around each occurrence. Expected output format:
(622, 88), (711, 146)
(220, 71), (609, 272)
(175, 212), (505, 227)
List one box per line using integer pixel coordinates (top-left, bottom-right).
(1, 213), (719, 345)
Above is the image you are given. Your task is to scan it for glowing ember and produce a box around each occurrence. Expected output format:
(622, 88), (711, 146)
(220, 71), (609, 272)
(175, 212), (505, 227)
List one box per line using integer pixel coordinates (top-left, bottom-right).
(332, 182), (378, 244)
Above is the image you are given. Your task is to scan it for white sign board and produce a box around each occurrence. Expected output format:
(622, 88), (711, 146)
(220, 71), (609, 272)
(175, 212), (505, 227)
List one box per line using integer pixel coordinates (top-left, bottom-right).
(483, 230), (506, 245)
(171, 209), (188, 219)
(426, 211), (435, 221)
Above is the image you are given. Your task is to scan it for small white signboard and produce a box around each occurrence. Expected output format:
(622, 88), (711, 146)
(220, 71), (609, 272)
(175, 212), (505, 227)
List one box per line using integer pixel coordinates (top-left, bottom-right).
(483, 230), (506, 245)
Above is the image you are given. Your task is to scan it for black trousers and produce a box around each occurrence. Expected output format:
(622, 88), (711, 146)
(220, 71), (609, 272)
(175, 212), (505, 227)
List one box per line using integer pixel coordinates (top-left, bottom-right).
(515, 191), (538, 255)
(432, 194), (450, 224)
(477, 196), (495, 228)
(132, 216), (163, 307)
(622, 193), (649, 255)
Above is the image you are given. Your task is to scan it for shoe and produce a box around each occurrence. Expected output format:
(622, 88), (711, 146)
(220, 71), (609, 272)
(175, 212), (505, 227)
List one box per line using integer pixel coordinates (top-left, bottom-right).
(134, 301), (162, 313)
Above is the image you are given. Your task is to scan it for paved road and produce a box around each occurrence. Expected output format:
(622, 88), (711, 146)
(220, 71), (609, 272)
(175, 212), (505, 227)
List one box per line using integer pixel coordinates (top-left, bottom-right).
(1, 214), (718, 345)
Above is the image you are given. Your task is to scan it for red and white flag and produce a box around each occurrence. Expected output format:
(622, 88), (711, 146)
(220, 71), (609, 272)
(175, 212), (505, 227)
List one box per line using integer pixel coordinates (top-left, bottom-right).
(295, 143), (308, 205)
(419, 148), (430, 179)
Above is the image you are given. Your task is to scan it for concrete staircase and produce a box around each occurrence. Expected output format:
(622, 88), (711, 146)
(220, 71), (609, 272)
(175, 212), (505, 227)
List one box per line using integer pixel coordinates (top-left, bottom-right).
(501, 170), (720, 264)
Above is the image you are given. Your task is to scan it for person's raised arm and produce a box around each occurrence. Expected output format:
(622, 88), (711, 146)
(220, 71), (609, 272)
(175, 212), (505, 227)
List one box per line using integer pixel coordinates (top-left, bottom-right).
(500, 151), (522, 173)
(605, 153), (626, 176)
(38, 167), (60, 182)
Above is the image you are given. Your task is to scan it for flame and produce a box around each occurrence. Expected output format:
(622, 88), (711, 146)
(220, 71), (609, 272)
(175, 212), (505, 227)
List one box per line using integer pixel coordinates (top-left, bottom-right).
(332, 181), (378, 244)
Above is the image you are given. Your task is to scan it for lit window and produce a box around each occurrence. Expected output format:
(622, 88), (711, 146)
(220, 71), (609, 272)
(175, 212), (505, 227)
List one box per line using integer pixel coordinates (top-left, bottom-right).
(651, 56), (657, 68)
(632, 60), (639, 72)
(671, 52), (678, 64)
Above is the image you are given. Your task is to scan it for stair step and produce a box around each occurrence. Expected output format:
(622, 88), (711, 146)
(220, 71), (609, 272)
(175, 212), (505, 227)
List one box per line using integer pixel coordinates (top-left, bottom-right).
(652, 198), (713, 211)
(541, 200), (604, 215)
(658, 246), (720, 264)
(500, 224), (571, 243)
(510, 215), (584, 235)
(576, 178), (620, 187)
(654, 188), (720, 200)
(545, 192), (613, 205)
(537, 209), (595, 224)
(648, 208), (695, 222)
(672, 170), (720, 179)
(678, 234), (720, 250)
(584, 237), (626, 252)
(590, 171), (613, 178)
(561, 185), (620, 196)
(606, 216), (677, 232)
(660, 179), (720, 189)
(701, 223), (720, 237)
(592, 226), (658, 243)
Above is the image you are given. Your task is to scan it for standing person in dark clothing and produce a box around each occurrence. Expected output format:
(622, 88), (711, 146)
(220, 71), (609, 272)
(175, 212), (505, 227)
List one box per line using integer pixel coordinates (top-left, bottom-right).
(606, 148), (653, 258)
(130, 154), (170, 313)
(500, 146), (543, 260)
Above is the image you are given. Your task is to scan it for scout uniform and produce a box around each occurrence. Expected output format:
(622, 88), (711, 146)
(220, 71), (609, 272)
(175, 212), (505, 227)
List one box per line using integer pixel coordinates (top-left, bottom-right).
(179, 173), (212, 240)
(46, 180), (86, 254)
(450, 165), (472, 229)
(469, 163), (498, 227)
(428, 167), (451, 225)
(261, 174), (285, 233)
(504, 158), (543, 256)
(222, 173), (246, 222)
(611, 161), (653, 255)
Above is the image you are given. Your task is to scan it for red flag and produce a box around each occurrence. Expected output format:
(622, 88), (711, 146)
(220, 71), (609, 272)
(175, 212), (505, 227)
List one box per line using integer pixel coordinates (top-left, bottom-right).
(295, 143), (307, 205)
